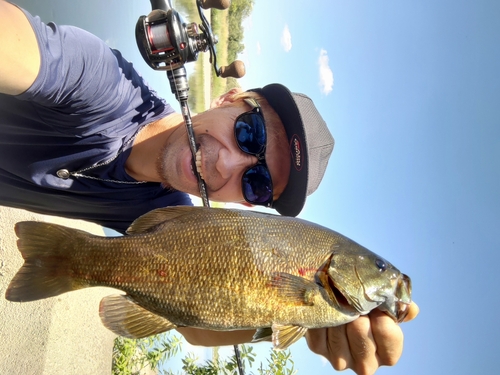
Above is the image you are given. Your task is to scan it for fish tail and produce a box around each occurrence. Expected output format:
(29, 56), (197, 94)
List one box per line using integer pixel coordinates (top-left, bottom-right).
(5, 221), (87, 302)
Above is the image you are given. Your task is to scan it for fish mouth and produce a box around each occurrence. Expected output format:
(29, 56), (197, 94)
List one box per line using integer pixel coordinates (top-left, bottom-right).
(394, 301), (410, 322)
(393, 273), (412, 322)
(380, 273), (412, 323)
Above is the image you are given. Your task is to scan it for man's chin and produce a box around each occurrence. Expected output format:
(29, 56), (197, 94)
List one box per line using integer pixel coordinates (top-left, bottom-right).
(160, 181), (175, 190)
(160, 180), (201, 196)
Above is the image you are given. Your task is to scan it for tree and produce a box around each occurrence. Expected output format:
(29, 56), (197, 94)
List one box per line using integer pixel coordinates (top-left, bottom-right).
(226, 0), (255, 62)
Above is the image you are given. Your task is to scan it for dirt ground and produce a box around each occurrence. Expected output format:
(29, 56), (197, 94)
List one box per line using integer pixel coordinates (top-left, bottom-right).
(0, 206), (117, 375)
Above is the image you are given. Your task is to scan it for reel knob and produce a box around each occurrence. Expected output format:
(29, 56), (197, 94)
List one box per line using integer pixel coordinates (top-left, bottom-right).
(219, 60), (246, 79)
(199, 0), (231, 10)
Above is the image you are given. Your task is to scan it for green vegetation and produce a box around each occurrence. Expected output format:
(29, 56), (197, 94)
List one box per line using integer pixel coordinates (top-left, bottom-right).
(226, 0), (254, 64)
(112, 331), (297, 375)
(210, 9), (230, 101)
(171, 0), (253, 111)
(211, 0), (254, 97)
(112, 333), (183, 375)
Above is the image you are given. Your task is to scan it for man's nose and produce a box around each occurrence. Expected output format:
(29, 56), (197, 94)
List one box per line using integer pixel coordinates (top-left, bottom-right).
(215, 148), (258, 180)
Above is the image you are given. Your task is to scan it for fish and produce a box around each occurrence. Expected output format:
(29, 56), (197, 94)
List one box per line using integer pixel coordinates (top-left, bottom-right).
(5, 206), (411, 349)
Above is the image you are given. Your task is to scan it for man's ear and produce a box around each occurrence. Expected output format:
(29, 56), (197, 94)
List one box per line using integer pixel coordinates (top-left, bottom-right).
(210, 87), (243, 108)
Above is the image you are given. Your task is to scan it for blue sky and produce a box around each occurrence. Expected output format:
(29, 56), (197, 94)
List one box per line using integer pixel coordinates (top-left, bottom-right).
(13, 0), (500, 374)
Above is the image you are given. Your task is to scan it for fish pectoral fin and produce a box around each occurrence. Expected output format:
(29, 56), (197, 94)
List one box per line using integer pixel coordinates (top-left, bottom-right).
(270, 272), (317, 306)
(253, 324), (308, 349)
(252, 327), (273, 343)
(99, 294), (177, 338)
(271, 324), (308, 350)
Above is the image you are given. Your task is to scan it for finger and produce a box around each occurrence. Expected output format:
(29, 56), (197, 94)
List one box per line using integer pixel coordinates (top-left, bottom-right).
(370, 309), (404, 366)
(403, 302), (420, 322)
(306, 325), (352, 372)
(345, 314), (380, 375)
(305, 326), (327, 355)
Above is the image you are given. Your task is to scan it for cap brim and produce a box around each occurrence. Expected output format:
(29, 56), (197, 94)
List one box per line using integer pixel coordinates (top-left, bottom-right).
(257, 84), (308, 217)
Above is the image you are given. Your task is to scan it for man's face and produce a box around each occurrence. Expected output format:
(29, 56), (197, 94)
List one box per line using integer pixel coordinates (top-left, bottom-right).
(156, 99), (291, 206)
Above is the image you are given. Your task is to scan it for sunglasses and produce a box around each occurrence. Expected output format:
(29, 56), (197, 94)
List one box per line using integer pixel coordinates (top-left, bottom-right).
(234, 98), (274, 207)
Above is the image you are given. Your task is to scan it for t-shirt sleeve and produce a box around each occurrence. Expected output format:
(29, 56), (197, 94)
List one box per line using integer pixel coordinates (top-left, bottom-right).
(15, 9), (171, 136)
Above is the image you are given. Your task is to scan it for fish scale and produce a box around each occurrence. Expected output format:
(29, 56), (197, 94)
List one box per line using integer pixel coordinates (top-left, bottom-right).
(5, 206), (411, 349)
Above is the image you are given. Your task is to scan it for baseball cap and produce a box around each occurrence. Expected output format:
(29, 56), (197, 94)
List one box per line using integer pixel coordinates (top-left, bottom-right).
(249, 83), (335, 217)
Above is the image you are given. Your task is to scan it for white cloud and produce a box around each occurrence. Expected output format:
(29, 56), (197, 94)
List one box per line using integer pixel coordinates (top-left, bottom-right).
(318, 49), (334, 95)
(256, 41), (262, 56)
(281, 24), (292, 52)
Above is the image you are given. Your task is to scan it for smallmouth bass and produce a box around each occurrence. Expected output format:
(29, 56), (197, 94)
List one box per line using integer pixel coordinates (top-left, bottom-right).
(5, 206), (411, 349)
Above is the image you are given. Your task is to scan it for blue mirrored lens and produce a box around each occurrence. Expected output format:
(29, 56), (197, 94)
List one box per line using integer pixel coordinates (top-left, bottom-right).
(235, 113), (266, 154)
(242, 165), (272, 204)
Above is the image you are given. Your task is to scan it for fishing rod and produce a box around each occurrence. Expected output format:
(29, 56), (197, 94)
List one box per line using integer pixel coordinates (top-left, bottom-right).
(136, 0), (245, 206)
(135, 1), (246, 373)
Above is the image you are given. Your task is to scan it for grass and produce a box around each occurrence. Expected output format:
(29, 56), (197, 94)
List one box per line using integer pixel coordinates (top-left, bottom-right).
(210, 9), (230, 100)
(187, 63), (204, 113)
(172, 1), (233, 112)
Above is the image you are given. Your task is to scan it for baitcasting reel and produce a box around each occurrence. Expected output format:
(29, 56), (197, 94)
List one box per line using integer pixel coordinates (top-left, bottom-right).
(136, 0), (245, 101)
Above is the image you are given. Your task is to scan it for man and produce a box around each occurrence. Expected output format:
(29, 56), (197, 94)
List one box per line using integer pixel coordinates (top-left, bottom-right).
(0, 1), (417, 374)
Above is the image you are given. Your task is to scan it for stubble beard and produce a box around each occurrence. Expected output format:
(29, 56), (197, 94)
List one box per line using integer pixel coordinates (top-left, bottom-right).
(155, 133), (222, 196)
(155, 143), (175, 190)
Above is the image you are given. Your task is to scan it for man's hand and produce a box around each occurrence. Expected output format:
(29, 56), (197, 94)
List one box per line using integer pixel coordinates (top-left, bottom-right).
(305, 302), (419, 375)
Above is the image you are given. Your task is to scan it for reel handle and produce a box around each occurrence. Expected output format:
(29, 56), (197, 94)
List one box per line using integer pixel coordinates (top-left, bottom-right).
(219, 60), (246, 79)
(199, 0), (231, 10)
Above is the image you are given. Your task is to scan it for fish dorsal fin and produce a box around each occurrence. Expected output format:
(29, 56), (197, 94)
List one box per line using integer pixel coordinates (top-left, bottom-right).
(99, 294), (177, 338)
(270, 272), (317, 306)
(126, 206), (204, 234)
(271, 324), (308, 350)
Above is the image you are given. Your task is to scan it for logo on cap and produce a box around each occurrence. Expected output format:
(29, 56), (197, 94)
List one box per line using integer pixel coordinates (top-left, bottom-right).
(290, 135), (303, 171)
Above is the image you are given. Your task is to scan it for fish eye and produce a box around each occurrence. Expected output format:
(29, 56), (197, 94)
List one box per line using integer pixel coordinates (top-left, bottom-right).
(375, 258), (387, 272)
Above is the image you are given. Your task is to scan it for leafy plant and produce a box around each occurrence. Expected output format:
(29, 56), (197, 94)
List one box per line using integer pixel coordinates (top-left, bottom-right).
(112, 333), (182, 375)
(112, 333), (297, 375)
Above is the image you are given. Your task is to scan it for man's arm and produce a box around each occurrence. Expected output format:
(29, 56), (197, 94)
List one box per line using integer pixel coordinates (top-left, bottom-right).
(177, 327), (255, 347)
(178, 302), (419, 375)
(0, 1), (40, 95)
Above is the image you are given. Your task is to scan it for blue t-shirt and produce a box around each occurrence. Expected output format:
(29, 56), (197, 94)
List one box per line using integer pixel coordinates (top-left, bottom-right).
(0, 10), (192, 233)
